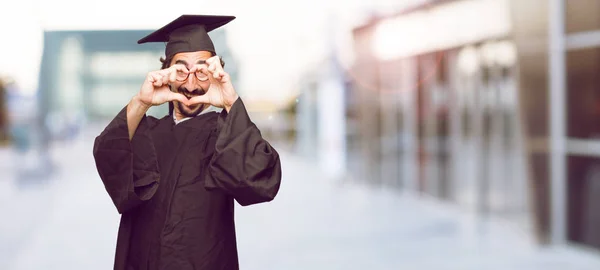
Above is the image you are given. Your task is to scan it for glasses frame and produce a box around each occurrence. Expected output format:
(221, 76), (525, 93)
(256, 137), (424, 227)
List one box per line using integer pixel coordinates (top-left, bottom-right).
(174, 56), (226, 83)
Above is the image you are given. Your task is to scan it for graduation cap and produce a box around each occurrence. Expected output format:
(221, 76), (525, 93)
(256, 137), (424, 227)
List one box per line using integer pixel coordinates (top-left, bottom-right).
(138, 14), (236, 59)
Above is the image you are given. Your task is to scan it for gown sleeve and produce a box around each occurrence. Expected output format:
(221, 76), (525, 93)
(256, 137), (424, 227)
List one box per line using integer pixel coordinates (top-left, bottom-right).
(92, 106), (160, 214)
(204, 98), (282, 206)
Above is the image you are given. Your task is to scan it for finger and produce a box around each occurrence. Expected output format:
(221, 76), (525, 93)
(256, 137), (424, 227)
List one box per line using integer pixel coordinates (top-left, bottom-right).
(207, 63), (216, 74)
(210, 56), (224, 70)
(208, 61), (224, 79)
(157, 68), (171, 77)
(157, 65), (184, 80)
(150, 72), (162, 80)
(150, 73), (163, 87)
(169, 69), (177, 83)
(208, 66), (226, 82)
(207, 69), (220, 84)
(161, 73), (170, 84)
(216, 63), (225, 75)
(207, 57), (220, 72)
(208, 63), (221, 78)
(206, 65), (223, 84)
(164, 65), (187, 81)
(147, 73), (156, 83)
(209, 56), (224, 73)
(205, 56), (216, 66)
(206, 56), (221, 67)
(219, 71), (230, 82)
(213, 70), (223, 80)
(187, 95), (210, 106)
(169, 64), (189, 75)
(168, 92), (188, 104)
(157, 75), (166, 87)
(165, 69), (179, 83)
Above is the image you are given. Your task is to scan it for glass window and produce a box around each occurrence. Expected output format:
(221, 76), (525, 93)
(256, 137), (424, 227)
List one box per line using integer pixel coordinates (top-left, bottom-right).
(90, 52), (162, 79)
(566, 0), (600, 34)
(567, 155), (600, 249)
(566, 47), (600, 139)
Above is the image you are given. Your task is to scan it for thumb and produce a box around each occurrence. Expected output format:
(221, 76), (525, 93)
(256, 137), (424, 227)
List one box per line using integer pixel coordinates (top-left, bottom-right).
(187, 95), (211, 106)
(168, 92), (188, 104)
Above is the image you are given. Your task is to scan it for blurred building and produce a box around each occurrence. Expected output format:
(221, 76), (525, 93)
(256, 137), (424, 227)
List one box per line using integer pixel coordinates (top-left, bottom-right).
(0, 78), (8, 144)
(337, 0), (600, 252)
(38, 28), (238, 135)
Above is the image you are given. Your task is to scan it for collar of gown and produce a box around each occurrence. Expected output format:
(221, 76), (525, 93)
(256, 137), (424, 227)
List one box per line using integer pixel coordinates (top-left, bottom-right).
(172, 107), (213, 125)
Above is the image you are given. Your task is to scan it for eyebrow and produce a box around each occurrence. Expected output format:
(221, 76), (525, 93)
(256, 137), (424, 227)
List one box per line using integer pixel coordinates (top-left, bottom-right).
(174, 59), (207, 67)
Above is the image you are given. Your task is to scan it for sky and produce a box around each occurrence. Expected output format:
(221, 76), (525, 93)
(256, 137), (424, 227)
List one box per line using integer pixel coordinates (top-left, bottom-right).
(0, 0), (423, 107)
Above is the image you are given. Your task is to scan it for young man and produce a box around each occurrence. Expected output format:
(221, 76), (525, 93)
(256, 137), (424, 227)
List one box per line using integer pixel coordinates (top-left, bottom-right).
(93, 15), (282, 270)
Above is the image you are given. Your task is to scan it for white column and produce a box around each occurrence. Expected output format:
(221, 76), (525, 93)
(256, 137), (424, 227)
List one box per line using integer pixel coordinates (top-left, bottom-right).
(447, 51), (461, 202)
(295, 84), (316, 159)
(317, 70), (347, 179)
(401, 57), (418, 192)
(549, 0), (567, 245)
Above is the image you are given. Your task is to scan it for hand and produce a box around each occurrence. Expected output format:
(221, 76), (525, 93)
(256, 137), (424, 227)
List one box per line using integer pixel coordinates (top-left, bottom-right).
(136, 64), (189, 109)
(187, 56), (239, 112)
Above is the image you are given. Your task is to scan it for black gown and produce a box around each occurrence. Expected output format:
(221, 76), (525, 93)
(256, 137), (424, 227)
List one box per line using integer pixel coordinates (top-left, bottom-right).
(93, 98), (282, 270)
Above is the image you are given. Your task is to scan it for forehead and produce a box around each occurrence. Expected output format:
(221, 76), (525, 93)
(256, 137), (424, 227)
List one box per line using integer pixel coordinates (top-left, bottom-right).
(170, 51), (212, 64)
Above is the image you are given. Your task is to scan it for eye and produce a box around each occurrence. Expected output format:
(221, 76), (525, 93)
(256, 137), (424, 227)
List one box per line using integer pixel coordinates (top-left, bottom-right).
(176, 70), (188, 81)
(195, 71), (209, 81)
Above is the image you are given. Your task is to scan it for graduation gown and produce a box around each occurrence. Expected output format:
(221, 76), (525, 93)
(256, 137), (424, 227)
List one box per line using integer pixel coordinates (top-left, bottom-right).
(92, 98), (281, 270)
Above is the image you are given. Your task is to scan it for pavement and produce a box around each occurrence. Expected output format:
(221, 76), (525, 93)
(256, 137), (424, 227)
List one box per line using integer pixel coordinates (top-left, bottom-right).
(1, 128), (600, 269)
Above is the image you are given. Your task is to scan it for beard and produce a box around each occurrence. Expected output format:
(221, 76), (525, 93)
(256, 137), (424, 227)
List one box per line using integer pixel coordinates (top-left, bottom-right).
(172, 85), (208, 118)
(177, 101), (207, 117)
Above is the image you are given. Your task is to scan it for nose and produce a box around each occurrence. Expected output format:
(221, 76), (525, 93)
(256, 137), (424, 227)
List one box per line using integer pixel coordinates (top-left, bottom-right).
(183, 77), (196, 92)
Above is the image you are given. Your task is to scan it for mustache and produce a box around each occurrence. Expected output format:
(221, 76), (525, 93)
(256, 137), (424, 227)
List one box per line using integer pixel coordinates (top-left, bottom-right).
(177, 87), (206, 98)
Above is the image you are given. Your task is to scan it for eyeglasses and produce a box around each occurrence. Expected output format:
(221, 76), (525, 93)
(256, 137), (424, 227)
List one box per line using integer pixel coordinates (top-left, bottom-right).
(174, 57), (226, 82)
(175, 70), (209, 82)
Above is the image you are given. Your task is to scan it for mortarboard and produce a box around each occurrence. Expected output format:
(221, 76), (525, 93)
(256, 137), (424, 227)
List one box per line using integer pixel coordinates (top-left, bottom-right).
(138, 14), (236, 59)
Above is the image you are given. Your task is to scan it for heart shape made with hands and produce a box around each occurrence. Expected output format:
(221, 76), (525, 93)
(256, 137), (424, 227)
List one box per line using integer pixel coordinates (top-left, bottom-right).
(161, 55), (237, 111)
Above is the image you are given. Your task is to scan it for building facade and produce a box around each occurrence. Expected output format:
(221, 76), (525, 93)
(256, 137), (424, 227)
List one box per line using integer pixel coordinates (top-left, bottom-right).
(348, 0), (600, 251)
(39, 29), (238, 123)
